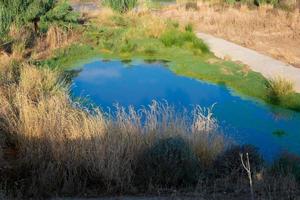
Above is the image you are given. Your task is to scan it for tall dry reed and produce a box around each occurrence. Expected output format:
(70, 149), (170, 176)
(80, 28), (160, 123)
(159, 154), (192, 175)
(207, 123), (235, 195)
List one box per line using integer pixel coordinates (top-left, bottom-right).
(0, 60), (225, 196)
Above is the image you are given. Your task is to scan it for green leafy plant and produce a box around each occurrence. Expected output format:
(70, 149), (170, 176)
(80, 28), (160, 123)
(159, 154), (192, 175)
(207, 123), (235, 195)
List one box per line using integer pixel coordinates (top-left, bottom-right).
(185, 23), (194, 32)
(160, 28), (209, 53)
(0, 4), (11, 37)
(0, 0), (78, 36)
(39, 1), (79, 32)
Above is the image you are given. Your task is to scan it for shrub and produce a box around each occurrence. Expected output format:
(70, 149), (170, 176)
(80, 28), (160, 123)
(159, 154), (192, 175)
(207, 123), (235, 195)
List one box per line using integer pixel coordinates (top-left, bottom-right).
(103, 0), (138, 13)
(160, 28), (209, 53)
(0, 0), (78, 36)
(266, 77), (294, 103)
(0, 4), (11, 37)
(213, 145), (263, 178)
(0, 0), (55, 34)
(135, 137), (200, 189)
(39, 1), (79, 32)
(185, 23), (194, 32)
(270, 153), (300, 182)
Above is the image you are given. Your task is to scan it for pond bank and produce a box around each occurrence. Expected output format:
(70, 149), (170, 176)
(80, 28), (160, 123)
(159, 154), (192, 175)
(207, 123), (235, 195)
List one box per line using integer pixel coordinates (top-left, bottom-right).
(71, 60), (300, 160)
(63, 2), (300, 111)
(197, 32), (300, 93)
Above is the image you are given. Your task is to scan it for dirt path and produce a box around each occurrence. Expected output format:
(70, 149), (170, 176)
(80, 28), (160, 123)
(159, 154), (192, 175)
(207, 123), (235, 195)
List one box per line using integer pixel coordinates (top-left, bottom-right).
(197, 32), (300, 93)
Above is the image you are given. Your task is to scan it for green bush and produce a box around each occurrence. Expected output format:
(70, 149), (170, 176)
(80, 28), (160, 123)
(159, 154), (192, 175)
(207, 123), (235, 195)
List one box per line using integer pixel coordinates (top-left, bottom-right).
(0, 0), (78, 36)
(0, 4), (11, 37)
(103, 0), (138, 13)
(160, 28), (209, 53)
(39, 1), (79, 32)
(213, 145), (263, 177)
(135, 137), (200, 189)
(0, 0), (55, 35)
(185, 23), (194, 32)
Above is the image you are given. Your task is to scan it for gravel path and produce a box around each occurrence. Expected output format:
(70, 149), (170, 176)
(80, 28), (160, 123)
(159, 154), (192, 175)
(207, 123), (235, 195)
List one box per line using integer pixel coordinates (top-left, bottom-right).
(197, 32), (300, 93)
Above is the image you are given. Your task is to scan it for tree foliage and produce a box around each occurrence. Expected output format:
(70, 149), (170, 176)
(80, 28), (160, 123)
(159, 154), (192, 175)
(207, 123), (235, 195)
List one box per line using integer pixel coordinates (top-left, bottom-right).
(0, 0), (78, 36)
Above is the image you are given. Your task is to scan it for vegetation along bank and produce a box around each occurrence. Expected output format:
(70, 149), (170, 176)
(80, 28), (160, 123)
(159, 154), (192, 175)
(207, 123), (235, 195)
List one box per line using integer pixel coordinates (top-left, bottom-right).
(0, 0), (300, 199)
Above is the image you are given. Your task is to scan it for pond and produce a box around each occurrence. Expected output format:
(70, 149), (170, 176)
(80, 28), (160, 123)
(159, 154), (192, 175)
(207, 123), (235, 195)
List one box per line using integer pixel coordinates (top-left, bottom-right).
(71, 60), (300, 160)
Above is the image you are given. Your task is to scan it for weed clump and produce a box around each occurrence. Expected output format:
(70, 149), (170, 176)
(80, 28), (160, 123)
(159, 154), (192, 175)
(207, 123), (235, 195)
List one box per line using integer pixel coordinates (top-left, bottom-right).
(266, 77), (294, 103)
(213, 145), (263, 178)
(185, 23), (194, 32)
(270, 153), (300, 183)
(135, 137), (200, 189)
(160, 28), (209, 53)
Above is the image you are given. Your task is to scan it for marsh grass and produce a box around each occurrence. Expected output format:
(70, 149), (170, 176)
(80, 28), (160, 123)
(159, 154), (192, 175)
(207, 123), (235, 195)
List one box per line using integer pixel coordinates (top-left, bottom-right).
(266, 77), (295, 103)
(0, 60), (227, 197)
(1, 2), (300, 198)
(159, 28), (209, 53)
(46, 25), (69, 50)
(4, 62), (297, 199)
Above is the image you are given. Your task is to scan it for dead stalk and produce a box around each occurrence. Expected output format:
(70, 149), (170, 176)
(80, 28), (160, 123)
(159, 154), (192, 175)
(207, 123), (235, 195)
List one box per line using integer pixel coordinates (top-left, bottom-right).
(240, 152), (254, 200)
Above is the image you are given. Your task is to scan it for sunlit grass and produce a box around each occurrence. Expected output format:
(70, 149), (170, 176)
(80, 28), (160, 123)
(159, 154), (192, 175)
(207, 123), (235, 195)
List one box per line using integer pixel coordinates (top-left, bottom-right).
(1, 2), (300, 198)
(266, 77), (295, 103)
(0, 60), (227, 196)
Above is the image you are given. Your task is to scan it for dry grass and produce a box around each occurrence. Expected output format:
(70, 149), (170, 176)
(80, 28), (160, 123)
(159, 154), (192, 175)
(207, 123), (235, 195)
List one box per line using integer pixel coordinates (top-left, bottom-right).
(139, 14), (167, 38)
(266, 76), (295, 101)
(158, 1), (300, 67)
(0, 58), (225, 196)
(32, 25), (80, 60)
(8, 24), (34, 60)
(46, 25), (69, 50)
(85, 6), (115, 25)
(1, 3), (299, 197)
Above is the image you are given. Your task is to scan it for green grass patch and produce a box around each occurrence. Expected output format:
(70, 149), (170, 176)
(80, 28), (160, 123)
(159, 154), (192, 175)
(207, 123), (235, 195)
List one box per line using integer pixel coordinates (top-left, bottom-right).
(36, 44), (101, 70)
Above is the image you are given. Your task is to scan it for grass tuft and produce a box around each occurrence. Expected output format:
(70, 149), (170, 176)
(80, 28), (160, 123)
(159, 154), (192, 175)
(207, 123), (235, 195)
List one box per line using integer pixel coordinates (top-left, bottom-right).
(266, 77), (295, 103)
(0, 61), (225, 197)
(160, 28), (209, 53)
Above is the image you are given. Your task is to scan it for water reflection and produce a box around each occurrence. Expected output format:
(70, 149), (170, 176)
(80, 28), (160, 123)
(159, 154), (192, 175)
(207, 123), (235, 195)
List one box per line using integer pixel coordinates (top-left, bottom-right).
(71, 60), (300, 160)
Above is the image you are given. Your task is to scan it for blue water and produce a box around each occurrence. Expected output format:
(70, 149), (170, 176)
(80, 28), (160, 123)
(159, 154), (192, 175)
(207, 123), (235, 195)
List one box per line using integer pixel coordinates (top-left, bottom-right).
(71, 60), (300, 160)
